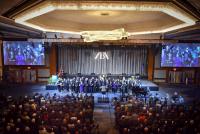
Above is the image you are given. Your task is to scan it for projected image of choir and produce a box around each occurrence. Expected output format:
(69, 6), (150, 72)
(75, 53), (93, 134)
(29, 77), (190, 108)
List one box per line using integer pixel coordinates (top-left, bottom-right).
(3, 41), (45, 65)
(161, 44), (200, 67)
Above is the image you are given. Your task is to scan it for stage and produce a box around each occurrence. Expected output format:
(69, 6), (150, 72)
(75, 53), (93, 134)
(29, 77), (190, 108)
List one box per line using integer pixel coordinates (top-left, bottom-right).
(46, 79), (159, 91)
(0, 82), (199, 103)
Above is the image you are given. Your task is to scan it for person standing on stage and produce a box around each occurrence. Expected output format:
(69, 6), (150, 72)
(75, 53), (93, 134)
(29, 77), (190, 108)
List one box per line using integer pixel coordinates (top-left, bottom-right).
(84, 78), (88, 93)
(101, 85), (107, 99)
(79, 81), (84, 93)
(96, 78), (100, 92)
(91, 77), (95, 93)
(63, 78), (69, 92)
(112, 81), (117, 93)
(56, 77), (64, 92)
(88, 79), (93, 93)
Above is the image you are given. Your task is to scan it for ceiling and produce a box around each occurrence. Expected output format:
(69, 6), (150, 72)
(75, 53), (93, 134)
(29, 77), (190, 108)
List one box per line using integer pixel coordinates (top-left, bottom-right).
(0, 0), (43, 39)
(188, 0), (200, 11)
(27, 10), (182, 33)
(0, 0), (25, 15)
(0, 0), (200, 41)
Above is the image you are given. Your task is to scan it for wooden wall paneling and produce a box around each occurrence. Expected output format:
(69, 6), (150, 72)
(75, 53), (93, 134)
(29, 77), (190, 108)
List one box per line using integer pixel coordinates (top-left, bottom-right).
(148, 47), (154, 81)
(49, 45), (57, 75)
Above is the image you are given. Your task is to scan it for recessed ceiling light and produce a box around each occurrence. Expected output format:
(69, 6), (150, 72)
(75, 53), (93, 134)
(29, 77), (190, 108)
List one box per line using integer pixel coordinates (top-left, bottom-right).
(100, 12), (109, 16)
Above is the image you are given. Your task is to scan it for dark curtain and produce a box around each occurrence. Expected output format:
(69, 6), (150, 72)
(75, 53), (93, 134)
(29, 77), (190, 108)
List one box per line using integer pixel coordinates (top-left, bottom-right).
(58, 45), (147, 75)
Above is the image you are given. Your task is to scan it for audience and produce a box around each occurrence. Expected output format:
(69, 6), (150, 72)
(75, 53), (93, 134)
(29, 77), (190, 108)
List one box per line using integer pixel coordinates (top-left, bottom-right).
(1, 90), (200, 134)
(114, 95), (200, 134)
(0, 93), (95, 134)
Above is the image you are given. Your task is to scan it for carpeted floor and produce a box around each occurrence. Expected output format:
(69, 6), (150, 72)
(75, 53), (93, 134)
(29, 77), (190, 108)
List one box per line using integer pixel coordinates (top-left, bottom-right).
(93, 103), (119, 134)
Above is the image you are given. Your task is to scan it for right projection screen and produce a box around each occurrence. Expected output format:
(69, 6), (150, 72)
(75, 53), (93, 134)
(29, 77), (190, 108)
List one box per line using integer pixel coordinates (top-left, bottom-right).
(161, 43), (200, 67)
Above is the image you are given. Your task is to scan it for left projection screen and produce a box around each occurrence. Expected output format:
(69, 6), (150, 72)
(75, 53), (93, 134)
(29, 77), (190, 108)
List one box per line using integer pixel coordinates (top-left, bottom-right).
(3, 41), (45, 65)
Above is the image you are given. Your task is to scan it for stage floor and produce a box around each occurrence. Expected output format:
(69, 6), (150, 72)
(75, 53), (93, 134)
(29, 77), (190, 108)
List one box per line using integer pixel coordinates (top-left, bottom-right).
(46, 79), (159, 91)
(140, 80), (159, 91)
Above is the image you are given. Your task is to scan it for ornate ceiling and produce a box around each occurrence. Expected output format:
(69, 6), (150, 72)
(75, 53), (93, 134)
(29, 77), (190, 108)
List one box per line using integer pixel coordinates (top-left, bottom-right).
(0, 0), (200, 41)
(14, 1), (197, 34)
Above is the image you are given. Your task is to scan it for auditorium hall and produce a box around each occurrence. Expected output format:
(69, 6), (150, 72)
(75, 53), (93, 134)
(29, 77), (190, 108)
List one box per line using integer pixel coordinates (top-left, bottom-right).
(0, 0), (200, 134)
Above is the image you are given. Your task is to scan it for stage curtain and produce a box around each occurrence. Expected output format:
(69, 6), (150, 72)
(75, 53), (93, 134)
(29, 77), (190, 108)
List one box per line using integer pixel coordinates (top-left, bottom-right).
(58, 45), (147, 76)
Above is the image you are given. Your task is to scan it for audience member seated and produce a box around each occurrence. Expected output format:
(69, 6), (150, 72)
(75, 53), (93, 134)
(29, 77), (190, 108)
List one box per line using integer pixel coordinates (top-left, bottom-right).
(171, 92), (184, 104)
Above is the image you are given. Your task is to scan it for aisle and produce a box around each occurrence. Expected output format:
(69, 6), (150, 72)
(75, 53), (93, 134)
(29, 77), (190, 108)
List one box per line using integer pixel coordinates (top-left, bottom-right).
(93, 101), (119, 134)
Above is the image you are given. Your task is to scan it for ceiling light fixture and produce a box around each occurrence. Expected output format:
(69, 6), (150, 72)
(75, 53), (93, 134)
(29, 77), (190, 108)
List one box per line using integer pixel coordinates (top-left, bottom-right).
(81, 28), (128, 42)
(100, 12), (109, 16)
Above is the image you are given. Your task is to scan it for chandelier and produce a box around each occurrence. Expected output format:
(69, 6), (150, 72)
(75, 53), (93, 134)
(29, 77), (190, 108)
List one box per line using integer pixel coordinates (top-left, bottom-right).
(81, 28), (129, 42)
